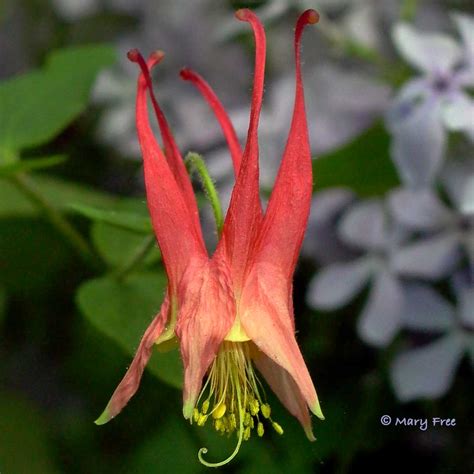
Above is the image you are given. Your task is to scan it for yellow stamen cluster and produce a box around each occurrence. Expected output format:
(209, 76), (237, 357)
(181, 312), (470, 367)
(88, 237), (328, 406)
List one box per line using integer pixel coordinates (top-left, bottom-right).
(191, 342), (283, 467)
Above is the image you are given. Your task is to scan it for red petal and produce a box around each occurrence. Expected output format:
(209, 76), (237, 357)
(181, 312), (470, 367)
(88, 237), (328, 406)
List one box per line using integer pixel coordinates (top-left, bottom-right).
(218, 9), (265, 291)
(252, 11), (318, 277)
(253, 351), (316, 441)
(95, 294), (170, 425)
(128, 50), (206, 289)
(180, 68), (242, 177)
(175, 254), (235, 418)
(241, 262), (323, 420)
(129, 50), (204, 245)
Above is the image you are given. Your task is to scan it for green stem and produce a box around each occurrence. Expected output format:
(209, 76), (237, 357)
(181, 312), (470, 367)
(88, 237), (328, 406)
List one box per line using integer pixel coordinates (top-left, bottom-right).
(185, 152), (224, 237)
(114, 234), (156, 281)
(10, 173), (99, 270)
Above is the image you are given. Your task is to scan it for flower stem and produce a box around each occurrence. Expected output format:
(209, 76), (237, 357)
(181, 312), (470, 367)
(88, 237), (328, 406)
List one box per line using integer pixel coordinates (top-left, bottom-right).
(185, 152), (224, 237)
(114, 234), (156, 281)
(10, 173), (100, 270)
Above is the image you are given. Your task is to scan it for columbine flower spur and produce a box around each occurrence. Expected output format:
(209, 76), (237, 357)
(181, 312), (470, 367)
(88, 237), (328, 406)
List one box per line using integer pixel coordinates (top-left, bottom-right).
(95, 8), (323, 467)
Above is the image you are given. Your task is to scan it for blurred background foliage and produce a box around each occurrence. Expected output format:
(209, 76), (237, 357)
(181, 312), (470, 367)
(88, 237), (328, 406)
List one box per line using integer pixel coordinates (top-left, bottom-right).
(0, 0), (473, 473)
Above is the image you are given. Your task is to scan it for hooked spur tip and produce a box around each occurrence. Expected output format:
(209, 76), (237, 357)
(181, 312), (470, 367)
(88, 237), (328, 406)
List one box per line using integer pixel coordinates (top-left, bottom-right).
(127, 48), (141, 63)
(179, 68), (192, 80)
(149, 49), (165, 62)
(235, 8), (251, 21)
(305, 9), (320, 25)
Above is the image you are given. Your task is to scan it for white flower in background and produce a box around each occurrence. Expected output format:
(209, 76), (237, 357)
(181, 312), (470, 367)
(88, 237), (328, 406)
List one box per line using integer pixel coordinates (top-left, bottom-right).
(92, 0), (249, 157)
(386, 13), (474, 188)
(93, 69), (140, 156)
(390, 282), (474, 401)
(389, 157), (474, 279)
(306, 198), (412, 347)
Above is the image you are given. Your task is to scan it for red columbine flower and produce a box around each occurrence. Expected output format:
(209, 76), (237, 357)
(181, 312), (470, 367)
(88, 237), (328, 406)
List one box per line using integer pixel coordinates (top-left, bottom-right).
(95, 9), (323, 466)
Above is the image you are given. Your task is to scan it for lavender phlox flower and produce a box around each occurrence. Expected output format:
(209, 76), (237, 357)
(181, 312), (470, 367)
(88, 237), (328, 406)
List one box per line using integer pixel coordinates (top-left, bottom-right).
(306, 198), (412, 347)
(386, 14), (474, 188)
(390, 279), (474, 401)
(389, 158), (474, 279)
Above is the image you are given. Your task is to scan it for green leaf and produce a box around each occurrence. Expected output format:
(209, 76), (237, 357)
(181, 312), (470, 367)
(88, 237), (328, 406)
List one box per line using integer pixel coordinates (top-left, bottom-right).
(0, 44), (116, 153)
(0, 391), (59, 474)
(89, 199), (159, 267)
(76, 272), (182, 389)
(69, 202), (153, 234)
(313, 122), (399, 196)
(0, 174), (115, 219)
(0, 155), (67, 177)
